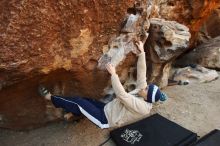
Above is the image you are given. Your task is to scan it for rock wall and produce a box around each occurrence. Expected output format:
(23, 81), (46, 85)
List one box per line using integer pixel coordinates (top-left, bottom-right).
(175, 36), (220, 70)
(0, 0), (219, 129)
(152, 0), (220, 46)
(0, 0), (135, 130)
(0, 0), (135, 89)
(204, 8), (220, 38)
(145, 18), (191, 87)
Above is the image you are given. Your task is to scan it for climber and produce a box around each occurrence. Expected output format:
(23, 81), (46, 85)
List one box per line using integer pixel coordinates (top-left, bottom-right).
(38, 41), (168, 129)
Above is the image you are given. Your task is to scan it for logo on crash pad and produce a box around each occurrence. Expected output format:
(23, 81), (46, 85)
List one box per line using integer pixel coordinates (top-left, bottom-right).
(121, 129), (143, 144)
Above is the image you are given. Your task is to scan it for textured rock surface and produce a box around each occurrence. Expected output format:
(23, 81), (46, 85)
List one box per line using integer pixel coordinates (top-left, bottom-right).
(153, 0), (220, 46)
(98, 1), (153, 70)
(145, 18), (191, 87)
(0, 0), (220, 129)
(204, 8), (220, 38)
(175, 36), (220, 70)
(0, 0), (135, 130)
(0, 0), (135, 88)
(97, 1), (153, 94)
(196, 5), (220, 45)
(172, 65), (219, 84)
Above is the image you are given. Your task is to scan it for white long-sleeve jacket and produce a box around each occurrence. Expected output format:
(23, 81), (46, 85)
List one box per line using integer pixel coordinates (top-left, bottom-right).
(104, 52), (152, 127)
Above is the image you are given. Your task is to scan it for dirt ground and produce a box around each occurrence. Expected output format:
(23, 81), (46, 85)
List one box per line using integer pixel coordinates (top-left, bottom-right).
(0, 74), (220, 146)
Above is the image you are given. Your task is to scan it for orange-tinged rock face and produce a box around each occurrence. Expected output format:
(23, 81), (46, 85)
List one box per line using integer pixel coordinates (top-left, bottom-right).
(189, 0), (219, 44)
(153, 0), (220, 46)
(0, 0), (219, 129)
(0, 0), (135, 129)
(203, 8), (220, 38)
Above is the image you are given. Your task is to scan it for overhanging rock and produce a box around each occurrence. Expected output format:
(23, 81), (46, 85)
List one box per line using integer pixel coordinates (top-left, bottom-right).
(146, 18), (191, 87)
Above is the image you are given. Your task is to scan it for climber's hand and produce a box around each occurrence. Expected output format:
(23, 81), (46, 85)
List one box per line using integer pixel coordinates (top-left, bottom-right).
(106, 63), (116, 75)
(135, 41), (145, 54)
(64, 113), (73, 121)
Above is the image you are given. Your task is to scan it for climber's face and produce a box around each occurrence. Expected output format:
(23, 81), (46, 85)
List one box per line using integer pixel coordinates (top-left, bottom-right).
(138, 87), (148, 100)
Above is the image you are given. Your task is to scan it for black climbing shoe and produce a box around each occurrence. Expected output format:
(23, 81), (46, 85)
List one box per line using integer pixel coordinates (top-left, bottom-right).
(178, 80), (189, 85)
(38, 85), (50, 97)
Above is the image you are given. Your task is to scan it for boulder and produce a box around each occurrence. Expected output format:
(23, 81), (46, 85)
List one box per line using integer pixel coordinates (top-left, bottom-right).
(196, 7), (220, 45)
(204, 8), (220, 38)
(98, 0), (153, 70)
(172, 65), (219, 84)
(145, 18), (191, 87)
(0, 0), (219, 130)
(98, 1), (152, 94)
(152, 0), (220, 46)
(0, 0), (135, 130)
(175, 36), (220, 70)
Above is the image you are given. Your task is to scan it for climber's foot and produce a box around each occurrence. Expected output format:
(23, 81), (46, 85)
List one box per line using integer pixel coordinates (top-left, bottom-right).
(38, 85), (52, 100)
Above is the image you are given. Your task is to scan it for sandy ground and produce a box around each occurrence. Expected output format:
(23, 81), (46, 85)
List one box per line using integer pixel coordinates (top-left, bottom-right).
(0, 75), (220, 146)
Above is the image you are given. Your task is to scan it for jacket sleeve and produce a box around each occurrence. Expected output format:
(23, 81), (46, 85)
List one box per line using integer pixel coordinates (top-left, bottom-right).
(111, 73), (151, 115)
(136, 52), (147, 89)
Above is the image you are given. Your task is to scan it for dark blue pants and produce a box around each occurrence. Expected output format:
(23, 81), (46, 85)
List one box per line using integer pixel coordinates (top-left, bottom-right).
(51, 95), (109, 129)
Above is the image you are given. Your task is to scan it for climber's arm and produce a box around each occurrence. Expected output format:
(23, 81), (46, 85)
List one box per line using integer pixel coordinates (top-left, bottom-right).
(135, 41), (147, 89)
(105, 63), (152, 114)
(105, 63), (127, 97)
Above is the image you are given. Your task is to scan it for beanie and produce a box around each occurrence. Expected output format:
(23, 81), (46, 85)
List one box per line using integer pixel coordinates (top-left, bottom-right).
(146, 84), (168, 103)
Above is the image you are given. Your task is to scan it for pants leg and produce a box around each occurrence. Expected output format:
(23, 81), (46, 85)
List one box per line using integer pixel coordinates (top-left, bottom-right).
(51, 95), (109, 129)
(51, 95), (82, 115)
(83, 98), (106, 109)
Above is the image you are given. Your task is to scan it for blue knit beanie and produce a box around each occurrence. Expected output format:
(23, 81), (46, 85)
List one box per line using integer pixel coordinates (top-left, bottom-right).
(146, 84), (168, 103)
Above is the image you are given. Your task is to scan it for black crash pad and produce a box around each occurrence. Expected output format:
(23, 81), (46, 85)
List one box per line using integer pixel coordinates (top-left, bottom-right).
(194, 129), (220, 146)
(110, 114), (197, 146)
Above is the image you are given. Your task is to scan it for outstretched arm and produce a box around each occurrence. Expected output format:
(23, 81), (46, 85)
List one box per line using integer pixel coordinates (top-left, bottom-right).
(135, 41), (147, 89)
(106, 63), (127, 97)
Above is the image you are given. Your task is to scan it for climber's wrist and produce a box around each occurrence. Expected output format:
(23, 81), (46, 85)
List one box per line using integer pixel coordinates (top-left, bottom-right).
(137, 51), (145, 56)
